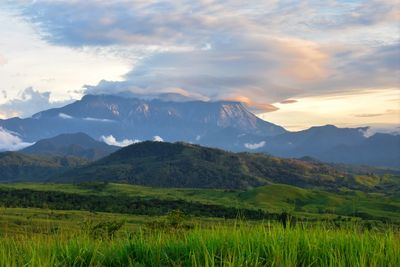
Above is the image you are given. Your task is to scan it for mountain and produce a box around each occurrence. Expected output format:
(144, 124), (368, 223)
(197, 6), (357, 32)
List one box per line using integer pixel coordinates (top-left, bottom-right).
(21, 133), (118, 160)
(0, 94), (286, 149)
(0, 94), (398, 167)
(0, 152), (88, 182)
(59, 141), (361, 190)
(259, 125), (399, 168)
(261, 125), (367, 157)
(320, 133), (400, 168)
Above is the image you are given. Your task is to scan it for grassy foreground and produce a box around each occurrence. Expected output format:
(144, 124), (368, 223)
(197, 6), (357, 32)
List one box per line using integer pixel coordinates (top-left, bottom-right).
(1, 221), (399, 267)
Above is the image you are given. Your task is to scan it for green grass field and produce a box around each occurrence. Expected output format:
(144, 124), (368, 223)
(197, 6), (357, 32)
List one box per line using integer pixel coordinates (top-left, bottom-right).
(0, 207), (399, 267)
(0, 182), (399, 266)
(1, 182), (399, 222)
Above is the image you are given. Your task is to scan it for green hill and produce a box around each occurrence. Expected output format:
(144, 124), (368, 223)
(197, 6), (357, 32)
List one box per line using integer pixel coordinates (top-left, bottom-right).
(59, 141), (369, 190)
(0, 152), (88, 182)
(21, 132), (118, 160)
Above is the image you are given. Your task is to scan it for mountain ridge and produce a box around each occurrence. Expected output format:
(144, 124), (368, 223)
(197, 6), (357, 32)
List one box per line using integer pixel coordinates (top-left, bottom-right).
(21, 132), (119, 160)
(0, 94), (286, 144)
(0, 94), (398, 167)
(58, 141), (361, 190)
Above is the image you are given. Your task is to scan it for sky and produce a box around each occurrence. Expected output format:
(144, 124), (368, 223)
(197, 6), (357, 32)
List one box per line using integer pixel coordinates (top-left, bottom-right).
(0, 0), (399, 131)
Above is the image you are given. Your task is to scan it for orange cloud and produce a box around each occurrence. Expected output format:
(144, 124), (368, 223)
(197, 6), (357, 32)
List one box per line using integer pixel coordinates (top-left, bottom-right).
(280, 99), (298, 104)
(0, 110), (20, 119)
(276, 38), (329, 81)
(226, 95), (279, 112)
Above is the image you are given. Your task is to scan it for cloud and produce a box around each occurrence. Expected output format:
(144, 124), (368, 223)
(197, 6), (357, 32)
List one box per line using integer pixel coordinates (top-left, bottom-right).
(225, 95), (278, 113)
(354, 113), (383, 118)
(101, 135), (139, 147)
(83, 117), (115, 123)
(5, 0), (399, 122)
(361, 125), (400, 137)
(280, 99), (297, 104)
(153, 135), (164, 142)
(0, 54), (6, 65)
(313, 44), (400, 93)
(0, 88), (72, 118)
(83, 36), (324, 104)
(244, 141), (266, 150)
(311, 0), (399, 30)
(59, 113), (73, 119)
(0, 127), (33, 151)
(356, 127), (399, 138)
(19, 1), (398, 46)
(276, 38), (329, 81)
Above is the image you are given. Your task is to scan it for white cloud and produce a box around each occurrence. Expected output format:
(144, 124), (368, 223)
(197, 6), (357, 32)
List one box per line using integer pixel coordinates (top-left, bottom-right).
(101, 135), (139, 147)
(59, 113), (73, 119)
(153, 135), (164, 142)
(83, 117), (115, 123)
(244, 141), (266, 150)
(358, 125), (400, 138)
(0, 7), (132, 111)
(0, 88), (72, 119)
(0, 127), (34, 151)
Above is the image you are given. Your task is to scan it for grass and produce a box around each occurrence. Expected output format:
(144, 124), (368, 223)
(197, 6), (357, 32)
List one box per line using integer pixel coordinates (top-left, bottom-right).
(0, 181), (399, 266)
(1, 182), (399, 222)
(0, 195), (399, 266)
(0, 218), (399, 267)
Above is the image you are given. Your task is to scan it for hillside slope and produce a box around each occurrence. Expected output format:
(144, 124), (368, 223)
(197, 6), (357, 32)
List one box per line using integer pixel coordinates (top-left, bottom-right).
(59, 141), (359, 189)
(0, 152), (88, 182)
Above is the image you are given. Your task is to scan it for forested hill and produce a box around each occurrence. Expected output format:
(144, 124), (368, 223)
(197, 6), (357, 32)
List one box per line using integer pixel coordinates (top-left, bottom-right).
(59, 141), (368, 190)
(0, 152), (88, 182)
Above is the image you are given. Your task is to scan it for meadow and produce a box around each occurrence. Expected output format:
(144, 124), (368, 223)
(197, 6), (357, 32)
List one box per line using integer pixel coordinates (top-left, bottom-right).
(1, 207), (399, 267)
(0, 182), (399, 266)
(1, 182), (399, 222)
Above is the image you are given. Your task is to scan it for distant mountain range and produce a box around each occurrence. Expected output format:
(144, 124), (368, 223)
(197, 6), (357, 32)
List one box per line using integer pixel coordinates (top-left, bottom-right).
(259, 125), (400, 168)
(0, 94), (398, 167)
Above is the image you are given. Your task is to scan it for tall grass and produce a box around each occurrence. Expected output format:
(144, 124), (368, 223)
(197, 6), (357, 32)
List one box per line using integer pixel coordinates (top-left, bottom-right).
(0, 222), (399, 267)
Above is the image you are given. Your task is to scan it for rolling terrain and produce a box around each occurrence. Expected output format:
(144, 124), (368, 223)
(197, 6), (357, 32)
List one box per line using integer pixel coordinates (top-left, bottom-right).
(59, 141), (371, 190)
(2, 140), (398, 193)
(1, 182), (399, 223)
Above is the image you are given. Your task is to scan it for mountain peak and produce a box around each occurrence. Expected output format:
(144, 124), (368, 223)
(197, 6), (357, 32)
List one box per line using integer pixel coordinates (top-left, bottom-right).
(13, 94), (286, 145)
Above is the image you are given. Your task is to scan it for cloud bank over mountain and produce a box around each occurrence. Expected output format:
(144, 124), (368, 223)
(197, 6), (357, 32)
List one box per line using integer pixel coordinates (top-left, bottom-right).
(101, 135), (140, 147)
(0, 0), (398, 129)
(0, 127), (33, 151)
(0, 88), (72, 119)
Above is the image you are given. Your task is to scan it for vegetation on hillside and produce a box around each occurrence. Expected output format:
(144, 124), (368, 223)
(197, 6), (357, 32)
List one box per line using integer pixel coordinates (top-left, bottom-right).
(58, 141), (397, 190)
(1, 182), (399, 224)
(0, 152), (88, 182)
